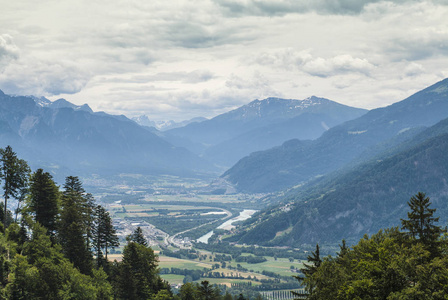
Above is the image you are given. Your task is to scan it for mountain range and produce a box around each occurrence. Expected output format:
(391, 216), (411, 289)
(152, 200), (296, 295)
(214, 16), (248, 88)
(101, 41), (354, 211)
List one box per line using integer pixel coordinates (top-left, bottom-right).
(230, 117), (448, 246)
(223, 78), (448, 193)
(222, 78), (448, 246)
(132, 115), (207, 131)
(165, 97), (367, 167)
(0, 90), (215, 181)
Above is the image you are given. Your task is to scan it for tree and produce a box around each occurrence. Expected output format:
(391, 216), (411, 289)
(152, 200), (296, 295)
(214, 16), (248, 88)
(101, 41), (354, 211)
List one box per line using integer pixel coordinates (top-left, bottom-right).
(115, 241), (169, 300)
(59, 176), (93, 274)
(179, 282), (198, 300)
(197, 280), (220, 300)
(293, 244), (321, 298)
(401, 192), (445, 256)
(27, 169), (60, 238)
(92, 205), (119, 267)
(0, 146), (30, 225)
(127, 227), (148, 246)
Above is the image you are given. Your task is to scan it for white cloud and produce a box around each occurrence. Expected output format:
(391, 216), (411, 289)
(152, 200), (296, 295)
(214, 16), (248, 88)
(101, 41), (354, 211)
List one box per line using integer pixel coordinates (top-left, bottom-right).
(0, 58), (91, 96)
(0, 35), (20, 70)
(252, 50), (375, 77)
(403, 62), (425, 77)
(0, 0), (448, 121)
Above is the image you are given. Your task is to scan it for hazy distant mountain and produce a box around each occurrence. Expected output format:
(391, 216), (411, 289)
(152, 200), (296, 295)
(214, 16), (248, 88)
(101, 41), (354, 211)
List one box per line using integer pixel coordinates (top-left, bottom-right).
(231, 117), (448, 246)
(223, 78), (448, 193)
(0, 90), (216, 181)
(132, 115), (207, 131)
(166, 97), (367, 166)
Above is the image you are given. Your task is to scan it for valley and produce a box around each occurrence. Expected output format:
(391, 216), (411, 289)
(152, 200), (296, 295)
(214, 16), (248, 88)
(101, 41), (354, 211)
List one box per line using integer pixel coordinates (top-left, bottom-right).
(89, 175), (308, 296)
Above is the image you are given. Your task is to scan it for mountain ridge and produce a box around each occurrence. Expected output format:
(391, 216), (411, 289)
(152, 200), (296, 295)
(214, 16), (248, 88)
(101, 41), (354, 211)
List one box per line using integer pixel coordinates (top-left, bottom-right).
(223, 78), (448, 193)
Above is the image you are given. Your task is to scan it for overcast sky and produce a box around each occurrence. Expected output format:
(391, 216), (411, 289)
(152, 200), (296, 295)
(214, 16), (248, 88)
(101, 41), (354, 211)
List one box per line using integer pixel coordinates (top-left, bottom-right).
(1, 0), (448, 121)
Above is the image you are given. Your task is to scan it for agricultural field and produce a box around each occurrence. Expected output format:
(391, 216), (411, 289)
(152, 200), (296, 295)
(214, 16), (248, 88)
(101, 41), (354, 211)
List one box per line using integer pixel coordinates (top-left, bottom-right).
(88, 175), (302, 296)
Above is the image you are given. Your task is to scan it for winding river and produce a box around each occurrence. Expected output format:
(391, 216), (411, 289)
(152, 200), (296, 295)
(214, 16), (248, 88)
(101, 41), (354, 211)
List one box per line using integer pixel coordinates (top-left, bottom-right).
(197, 209), (257, 244)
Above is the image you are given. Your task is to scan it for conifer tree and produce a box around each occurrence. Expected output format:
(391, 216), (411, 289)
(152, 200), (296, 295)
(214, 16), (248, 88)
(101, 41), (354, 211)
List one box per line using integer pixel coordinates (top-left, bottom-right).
(293, 243), (321, 298)
(0, 146), (30, 225)
(92, 205), (119, 267)
(28, 169), (60, 238)
(59, 176), (93, 274)
(127, 227), (148, 246)
(116, 241), (169, 300)
(401, 192), (445, 256)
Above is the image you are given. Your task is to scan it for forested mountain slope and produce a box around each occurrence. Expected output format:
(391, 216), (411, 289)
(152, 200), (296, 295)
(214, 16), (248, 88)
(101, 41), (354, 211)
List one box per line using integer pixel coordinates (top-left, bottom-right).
(223, 78), (448, 193)
(0, 90), (215, 180)
(230, 117), (448, 246)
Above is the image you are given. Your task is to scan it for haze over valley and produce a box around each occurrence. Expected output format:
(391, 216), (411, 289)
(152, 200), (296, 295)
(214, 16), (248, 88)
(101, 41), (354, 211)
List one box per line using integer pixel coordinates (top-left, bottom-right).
(2, 0), (448, 298)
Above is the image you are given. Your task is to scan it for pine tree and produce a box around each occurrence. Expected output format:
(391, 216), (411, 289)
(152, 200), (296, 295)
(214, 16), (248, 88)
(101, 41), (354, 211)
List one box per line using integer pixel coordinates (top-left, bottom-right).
(401, 192), (445, 256)
(0, 146), (30, 225)
(116, 242), (167, 300)
(59, 176), (93, 274)
(28, 169), (60, 238)
(293, 244), (321, 298)
(127, 227), (148, 246)
(92, 205), (119, 267)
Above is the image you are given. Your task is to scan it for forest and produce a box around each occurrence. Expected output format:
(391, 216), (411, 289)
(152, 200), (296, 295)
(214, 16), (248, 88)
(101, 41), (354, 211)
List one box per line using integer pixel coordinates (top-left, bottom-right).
(0, 145), (263, 299)
(297, 192), (448, 299)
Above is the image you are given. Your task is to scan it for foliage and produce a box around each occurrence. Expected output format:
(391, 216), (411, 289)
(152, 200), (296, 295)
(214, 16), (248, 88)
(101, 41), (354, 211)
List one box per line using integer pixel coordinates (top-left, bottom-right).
(0, 146), (30, 226)
(27, 169), (60, 239)
(93, 205), (119, 267)
(295, 193), (448, 299)
(0, 151), (170, 299)
(126, 226), (148, 246)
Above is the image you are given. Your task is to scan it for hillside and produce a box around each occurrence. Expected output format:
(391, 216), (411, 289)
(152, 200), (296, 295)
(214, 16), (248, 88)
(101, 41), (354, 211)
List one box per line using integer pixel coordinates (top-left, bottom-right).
(223, 78), (448, 193)
(230, 117), (448, 246)
(0, 90), (215, 180)
(165, 97), (367, 166)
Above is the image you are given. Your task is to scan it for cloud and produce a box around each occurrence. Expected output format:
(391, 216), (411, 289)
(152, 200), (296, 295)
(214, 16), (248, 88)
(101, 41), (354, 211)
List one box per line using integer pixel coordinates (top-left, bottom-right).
(129, 70), (215, 84)
(252, 49), (375, 77)
(403, 62), (425, 77)
(0, 35), (20, 70)
(213, 0), (428, 16)
(0, 58), (91, 96)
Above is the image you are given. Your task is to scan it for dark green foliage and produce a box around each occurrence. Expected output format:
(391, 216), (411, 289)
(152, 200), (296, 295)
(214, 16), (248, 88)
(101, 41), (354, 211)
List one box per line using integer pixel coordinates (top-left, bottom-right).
(127, 227), (148, 246)
(0, 156), (171, 299)
(59, 176), (94, 274)
(198, 280), (221, 300)
(27, 169), (60, 238)
(401, 192), (446, 256)
(93, 205), (119, 267)
(114, 241), (170, 300)
(296, 193), (448, 299)
(0, 146), (30, 226)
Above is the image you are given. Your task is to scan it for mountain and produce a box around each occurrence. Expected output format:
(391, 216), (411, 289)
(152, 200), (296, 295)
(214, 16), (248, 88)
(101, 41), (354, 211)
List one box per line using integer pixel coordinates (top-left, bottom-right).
(0, 90), (216, 180)
(223, 78), (448, 193)
(166, 97), (367, 166)
(132, 115), (207, 131)
(230, 117), (448, 246)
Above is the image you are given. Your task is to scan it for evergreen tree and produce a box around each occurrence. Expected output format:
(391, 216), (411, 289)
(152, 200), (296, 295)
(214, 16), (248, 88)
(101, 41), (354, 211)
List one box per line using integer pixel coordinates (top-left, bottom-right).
(293, 244), (321, 298)
(115, 241), (169, 300)
(59, 176), (93, 274)
(401, 192), (445, 256)
(127, 227), (148, 246)
(0, 146), (30, 226)
(197, 280), (220, 300)
(27, 169), (60, 238)
(92, 205), (119, 267)
(179, 282), (198, 300)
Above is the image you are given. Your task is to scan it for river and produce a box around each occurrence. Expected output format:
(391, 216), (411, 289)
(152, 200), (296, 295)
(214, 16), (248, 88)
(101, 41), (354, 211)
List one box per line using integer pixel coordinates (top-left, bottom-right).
(197, 209), (257, 244)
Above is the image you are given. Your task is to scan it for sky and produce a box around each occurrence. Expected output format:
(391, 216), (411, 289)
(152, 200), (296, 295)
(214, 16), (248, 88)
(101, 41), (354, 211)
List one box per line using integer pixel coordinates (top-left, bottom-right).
(1, 0), (448, 121)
